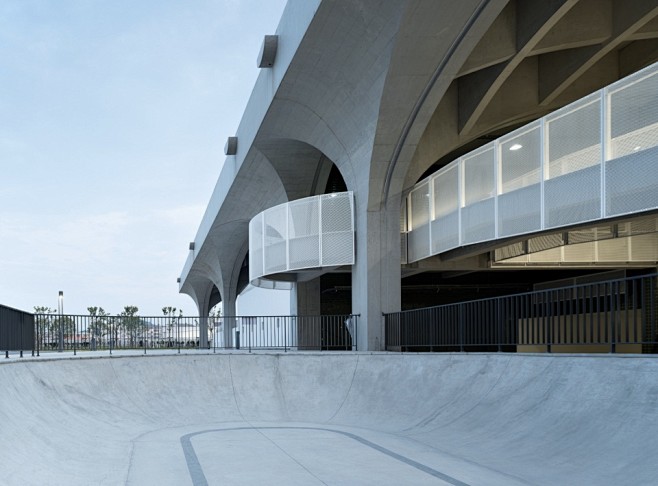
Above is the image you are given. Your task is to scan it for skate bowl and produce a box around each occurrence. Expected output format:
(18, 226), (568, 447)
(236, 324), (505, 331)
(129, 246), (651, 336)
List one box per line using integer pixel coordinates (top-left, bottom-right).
(1, 352), (657, 485)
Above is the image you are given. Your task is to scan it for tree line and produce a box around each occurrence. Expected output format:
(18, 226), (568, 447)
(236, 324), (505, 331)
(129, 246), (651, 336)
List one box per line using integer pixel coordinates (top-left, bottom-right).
(32, 305), (222, 345)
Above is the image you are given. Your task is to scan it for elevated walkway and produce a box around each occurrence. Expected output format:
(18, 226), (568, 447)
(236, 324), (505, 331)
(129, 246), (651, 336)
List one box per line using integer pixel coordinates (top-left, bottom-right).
(1, 353), (656, 485)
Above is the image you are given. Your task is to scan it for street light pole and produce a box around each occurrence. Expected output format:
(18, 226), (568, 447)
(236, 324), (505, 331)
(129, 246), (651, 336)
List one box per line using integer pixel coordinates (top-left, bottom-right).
(58, 291), (64, 352)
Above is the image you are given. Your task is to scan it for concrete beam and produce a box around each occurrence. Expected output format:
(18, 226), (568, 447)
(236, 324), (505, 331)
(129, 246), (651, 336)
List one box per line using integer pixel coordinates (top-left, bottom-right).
(620, 38), (658, 76)
(530, 0), (611, 55)
(401, 253), (490, 277)
(459, 0), (578, 135)
(540, 0), (658, 105)
(466, 57), (543, 137)
(458, 2), (516, 77)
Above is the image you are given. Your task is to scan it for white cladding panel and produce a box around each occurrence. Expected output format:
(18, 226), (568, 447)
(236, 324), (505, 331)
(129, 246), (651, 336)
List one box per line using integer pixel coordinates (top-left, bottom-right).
(249, 192), (354, 284)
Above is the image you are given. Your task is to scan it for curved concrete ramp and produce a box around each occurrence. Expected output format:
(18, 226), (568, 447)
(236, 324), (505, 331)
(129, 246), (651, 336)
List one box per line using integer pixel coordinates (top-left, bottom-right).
(1, 353), (656, 485)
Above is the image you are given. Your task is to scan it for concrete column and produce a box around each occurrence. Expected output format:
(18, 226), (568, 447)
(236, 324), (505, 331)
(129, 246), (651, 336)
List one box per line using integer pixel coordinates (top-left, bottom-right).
(290, 278), (321, 316)
(199, 315), (209, 349)
(351, 201), (401, 351)
(222, 286), (237, 348)
(188, 281), (213, 349)
(291, 278), (322, 350)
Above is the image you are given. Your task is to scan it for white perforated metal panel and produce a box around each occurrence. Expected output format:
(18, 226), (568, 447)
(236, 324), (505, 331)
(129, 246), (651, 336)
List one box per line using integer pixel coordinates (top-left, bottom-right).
(432, 165), (459, 217)
(249, 192), (355, 285)
(408, 182), (431, 261)
(404, 61), (658, 263)
(499, 122), (541, 193)
(408, 224), (430, 262)
(544, 164), (600, 228)
(263, 204), (288, 274)
(288, 197), (320, 269)
(249, 213), (264, 281)
(605, 146), (658, 217)
(409, 182), (430, 230)
(431, 212), (459, 254)
(546, 93), (601, 178)
(321, 193), (354, 265)
(463, 145), (495, 205)
(609, 68), (658, 159)
(498, 184), (541, 237)
(462, 145), (496, 244)
(461, 199), (495, 244)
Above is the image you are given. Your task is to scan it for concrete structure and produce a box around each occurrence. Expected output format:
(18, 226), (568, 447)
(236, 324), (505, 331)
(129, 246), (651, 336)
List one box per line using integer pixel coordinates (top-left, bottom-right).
(2, 352), (658, 485)
(179, 0), (658, 351)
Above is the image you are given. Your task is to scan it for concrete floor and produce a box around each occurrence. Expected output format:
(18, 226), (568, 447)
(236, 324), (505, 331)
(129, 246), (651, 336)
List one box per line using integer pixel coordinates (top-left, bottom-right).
(1, 351), (657, 485)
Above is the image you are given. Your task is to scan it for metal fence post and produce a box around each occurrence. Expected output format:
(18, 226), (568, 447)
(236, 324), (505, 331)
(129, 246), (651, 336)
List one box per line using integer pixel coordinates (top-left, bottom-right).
(19, 313), (23, 358)
(497, 299), (502, 352)
(611, 281), (617, 353)
(459, 303), (465, 352)
(35, 314), (39, 357)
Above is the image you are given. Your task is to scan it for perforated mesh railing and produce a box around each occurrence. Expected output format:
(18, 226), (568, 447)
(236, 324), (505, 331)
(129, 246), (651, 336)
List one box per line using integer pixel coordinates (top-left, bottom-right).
(249, 192), (354, 285)
(406, 61), (658, 263)
(462, 144), (496, 245)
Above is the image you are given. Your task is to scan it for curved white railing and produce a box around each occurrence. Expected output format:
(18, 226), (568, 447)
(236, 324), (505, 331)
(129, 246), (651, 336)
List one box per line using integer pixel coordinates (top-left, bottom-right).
(249, 191), (355, 285)
(407, 61), (658, 263)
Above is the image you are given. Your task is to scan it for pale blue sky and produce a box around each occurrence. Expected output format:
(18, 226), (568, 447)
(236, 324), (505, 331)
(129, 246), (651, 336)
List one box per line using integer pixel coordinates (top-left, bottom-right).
(0, 0), (289, 316)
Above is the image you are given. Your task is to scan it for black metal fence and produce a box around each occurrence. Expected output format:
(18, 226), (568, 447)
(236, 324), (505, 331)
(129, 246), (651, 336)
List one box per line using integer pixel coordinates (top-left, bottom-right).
(226, 314), (357, 352)
(384, 273), (658, 353)
(0, 305), (35, 357)
(30, 313), (358, 355)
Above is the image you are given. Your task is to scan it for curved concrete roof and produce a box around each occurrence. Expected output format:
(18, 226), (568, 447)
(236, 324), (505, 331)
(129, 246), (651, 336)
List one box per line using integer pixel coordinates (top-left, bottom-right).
(2, 353), (658, 484)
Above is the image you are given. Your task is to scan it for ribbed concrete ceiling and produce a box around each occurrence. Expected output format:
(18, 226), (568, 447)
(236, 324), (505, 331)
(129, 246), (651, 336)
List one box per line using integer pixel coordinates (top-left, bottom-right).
(405, 0), (658, 186)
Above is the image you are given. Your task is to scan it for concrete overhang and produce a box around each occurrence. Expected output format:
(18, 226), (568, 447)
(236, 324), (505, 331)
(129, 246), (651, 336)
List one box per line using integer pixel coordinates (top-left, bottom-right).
(179, 1), (322, 296)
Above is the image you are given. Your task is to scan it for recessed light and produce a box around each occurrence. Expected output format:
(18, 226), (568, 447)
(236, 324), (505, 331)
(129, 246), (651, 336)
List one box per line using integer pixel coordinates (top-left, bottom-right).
(509, 144), (523, 151)
(633, 146), (642, 152)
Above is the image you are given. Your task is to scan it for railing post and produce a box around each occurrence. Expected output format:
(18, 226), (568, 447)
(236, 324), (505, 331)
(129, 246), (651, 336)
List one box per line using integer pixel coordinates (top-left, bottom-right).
(546, 291), (552, 354)
(497, 299), (502, 353)
(73, 316), (77, 356)
(611, 281), (617, 353)
(20, 313), (24, 358)
(459, 303), (465, 352)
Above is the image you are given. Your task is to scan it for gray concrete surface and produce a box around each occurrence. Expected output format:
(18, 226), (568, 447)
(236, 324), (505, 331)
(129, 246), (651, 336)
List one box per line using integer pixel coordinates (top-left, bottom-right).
(1, 352), (657, 485)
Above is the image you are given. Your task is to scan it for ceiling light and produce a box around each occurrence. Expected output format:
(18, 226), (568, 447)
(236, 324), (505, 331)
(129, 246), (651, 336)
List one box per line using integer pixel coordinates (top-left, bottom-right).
(509, 144), (522, 151)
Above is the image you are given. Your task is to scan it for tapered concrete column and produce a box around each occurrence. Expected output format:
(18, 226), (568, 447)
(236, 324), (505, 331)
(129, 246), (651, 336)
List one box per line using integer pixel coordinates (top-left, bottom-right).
(222, 286), (237, 348)
(351, 200), (401, 351)
(199, 316), (209, 349)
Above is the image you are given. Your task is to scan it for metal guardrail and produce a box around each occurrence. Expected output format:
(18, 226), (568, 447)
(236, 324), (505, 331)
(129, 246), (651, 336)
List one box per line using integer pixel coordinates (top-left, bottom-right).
(0, 305), (35, 357)
(222, 314), (357, 352)
(384, 273), (658, 353)
(30, 313), (358, 356)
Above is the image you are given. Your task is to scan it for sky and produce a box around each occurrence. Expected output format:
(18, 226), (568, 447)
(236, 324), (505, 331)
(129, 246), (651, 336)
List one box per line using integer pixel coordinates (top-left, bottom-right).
(0, 0), (290, 316)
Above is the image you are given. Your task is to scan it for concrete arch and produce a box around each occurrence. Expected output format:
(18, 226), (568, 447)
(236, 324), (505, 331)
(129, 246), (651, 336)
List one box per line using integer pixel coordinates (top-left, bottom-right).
(255, 101), (356, 197)
(181, 149), (289, 314)
(371, 0), (509, 208)
(254, 136), (347, 201)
